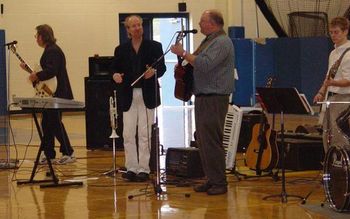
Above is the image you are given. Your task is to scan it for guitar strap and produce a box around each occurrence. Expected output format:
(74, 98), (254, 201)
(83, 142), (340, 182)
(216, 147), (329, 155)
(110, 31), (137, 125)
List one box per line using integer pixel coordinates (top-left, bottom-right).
(327, 47), (350, 80)
(193, 30), (226, 55)
(318, 47), (350, 124)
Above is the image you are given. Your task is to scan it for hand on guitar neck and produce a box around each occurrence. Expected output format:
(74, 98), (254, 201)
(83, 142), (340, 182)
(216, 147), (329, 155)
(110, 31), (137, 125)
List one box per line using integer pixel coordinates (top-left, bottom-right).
(10, 44), (57, 97)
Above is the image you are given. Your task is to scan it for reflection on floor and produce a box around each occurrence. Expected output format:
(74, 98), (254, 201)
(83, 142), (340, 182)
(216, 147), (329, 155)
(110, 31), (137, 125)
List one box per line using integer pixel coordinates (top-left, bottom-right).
(0, 113), (349, 218)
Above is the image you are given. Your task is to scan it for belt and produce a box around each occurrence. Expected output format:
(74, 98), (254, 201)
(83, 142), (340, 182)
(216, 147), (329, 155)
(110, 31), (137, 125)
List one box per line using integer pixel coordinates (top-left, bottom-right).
(195, 93), (229, 97)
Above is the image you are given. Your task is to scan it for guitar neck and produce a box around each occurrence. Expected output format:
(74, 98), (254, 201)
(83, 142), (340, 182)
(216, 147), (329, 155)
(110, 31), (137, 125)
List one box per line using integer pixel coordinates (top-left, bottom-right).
(13, 51), (34, 73)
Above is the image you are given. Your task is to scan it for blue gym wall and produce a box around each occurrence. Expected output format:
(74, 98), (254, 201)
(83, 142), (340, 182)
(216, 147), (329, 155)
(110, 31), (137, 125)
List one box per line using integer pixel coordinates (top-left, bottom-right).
(0, 29), (7, 145)
(232, 36), (332, 106)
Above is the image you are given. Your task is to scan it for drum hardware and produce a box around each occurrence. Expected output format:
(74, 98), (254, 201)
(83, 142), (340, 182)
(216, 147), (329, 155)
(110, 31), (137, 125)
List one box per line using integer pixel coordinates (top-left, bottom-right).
(323, 146), (350, 212)
(336, 105), (350, 140)
(314, 101), (350, 211)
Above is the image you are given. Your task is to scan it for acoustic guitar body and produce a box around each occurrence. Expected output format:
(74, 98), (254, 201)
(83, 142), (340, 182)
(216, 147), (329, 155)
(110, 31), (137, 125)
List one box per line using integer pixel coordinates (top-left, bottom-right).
(174, 64), (193, 102)
(245, 123), (272, 171)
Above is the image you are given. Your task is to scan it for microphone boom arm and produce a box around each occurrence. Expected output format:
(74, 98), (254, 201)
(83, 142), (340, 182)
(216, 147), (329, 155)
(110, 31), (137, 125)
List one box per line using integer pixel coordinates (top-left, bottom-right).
(131, 32), (187, 87)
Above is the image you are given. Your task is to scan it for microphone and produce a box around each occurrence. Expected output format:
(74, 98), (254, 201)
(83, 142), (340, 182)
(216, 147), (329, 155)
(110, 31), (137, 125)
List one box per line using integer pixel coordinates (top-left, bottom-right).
(4, 40), (17, 46)
(177, 29), (198, 34)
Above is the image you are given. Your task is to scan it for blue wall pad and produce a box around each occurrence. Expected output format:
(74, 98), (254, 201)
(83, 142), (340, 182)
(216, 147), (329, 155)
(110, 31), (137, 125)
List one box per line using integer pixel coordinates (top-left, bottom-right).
(233, 37), (332, 106)
(0, 29), (6, 115)
(233, 39), (254, 106)
(228, 26), (245, 39)
(0, 29), (7, 145)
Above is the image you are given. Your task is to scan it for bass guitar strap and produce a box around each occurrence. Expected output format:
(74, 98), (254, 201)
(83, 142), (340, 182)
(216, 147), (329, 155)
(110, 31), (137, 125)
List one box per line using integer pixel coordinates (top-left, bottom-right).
(319, 47), (350, 124)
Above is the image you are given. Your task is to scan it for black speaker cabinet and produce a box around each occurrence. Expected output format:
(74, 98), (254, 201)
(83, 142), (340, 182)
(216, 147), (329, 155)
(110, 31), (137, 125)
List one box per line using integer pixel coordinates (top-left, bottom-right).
(166, 147), (204, 178)
(277, 138), (324, 171)
(85, 77), (123, 150)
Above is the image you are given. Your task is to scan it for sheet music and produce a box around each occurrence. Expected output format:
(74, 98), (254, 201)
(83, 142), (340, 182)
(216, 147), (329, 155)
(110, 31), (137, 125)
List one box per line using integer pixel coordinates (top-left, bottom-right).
(299, 93), (314, 115)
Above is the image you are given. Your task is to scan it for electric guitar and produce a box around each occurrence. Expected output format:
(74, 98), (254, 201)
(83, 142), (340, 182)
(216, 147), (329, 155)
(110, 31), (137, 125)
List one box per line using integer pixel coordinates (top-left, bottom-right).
(9, 44), (57, 97)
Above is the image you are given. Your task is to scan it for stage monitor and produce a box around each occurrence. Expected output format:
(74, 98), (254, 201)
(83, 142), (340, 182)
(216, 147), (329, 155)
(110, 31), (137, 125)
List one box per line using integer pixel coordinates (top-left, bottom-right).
(88, 56), (114, 78)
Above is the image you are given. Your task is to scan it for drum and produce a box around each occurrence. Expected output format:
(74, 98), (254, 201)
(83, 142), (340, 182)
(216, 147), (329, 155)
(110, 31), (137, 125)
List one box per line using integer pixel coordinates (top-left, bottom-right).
(323, 146), (350, 212)
(336, 105), (350, 140)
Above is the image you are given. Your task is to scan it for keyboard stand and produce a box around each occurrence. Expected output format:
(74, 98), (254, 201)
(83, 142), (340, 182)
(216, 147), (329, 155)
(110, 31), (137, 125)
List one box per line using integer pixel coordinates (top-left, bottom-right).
(16, 110), (83, 188)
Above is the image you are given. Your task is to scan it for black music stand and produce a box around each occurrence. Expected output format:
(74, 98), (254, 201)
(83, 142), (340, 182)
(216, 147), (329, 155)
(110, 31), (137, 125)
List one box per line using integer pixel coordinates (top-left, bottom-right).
(256, 87), (311, 203)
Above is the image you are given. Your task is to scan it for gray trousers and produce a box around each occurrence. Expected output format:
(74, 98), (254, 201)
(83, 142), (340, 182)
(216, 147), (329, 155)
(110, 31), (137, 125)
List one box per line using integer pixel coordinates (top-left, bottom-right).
(322, 94), (350, 152)
(195, 95), (229, 187)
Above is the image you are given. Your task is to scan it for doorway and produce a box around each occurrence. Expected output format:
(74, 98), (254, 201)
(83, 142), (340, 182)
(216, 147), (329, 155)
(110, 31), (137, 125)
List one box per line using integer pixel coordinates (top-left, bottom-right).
(118, 13), (194, 149)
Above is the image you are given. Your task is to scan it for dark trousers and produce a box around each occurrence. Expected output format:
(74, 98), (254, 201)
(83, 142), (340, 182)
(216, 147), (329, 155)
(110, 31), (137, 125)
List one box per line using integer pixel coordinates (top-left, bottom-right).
(195, 95), (229, 187)
(41, 110), (73, 159)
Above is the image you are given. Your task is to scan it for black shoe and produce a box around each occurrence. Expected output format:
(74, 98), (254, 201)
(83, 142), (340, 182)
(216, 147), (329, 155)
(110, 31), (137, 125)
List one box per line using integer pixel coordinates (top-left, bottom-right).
(194, 183), (212, 192)
(122, 171), (136, 181)
(207, 185), (227, 195)
(136, 172), (149, 182)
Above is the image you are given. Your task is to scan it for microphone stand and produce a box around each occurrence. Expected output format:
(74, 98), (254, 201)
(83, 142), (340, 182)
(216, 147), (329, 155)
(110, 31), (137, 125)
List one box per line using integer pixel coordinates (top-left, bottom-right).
(128, 32), (191, 199)
(103, 90), (120, 177)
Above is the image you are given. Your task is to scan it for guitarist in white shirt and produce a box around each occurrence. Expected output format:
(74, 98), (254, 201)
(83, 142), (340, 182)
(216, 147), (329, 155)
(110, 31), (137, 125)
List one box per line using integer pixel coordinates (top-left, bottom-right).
(313, 17), (350, 152)
(20, 24), (75, 165)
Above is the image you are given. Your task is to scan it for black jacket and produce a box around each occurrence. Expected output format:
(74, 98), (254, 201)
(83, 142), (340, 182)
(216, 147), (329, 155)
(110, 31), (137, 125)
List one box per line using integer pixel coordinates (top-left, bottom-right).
(111, 39), (166, 111)
(37, 43), (73, 99)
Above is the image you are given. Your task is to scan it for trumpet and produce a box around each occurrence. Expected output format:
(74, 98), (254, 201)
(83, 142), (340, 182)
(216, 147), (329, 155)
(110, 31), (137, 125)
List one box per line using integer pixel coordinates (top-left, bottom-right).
(109, 90), (119, 138)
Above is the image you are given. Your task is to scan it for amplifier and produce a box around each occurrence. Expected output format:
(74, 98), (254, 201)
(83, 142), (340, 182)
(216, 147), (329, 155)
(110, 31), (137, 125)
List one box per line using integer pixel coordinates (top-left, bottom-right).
(166, 147), (204, 178)
(277, 138), (324, 171)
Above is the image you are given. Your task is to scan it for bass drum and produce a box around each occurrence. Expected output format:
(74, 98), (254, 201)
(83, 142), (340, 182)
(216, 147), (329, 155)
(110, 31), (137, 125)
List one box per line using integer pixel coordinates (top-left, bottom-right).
(323, 146), (350, 212)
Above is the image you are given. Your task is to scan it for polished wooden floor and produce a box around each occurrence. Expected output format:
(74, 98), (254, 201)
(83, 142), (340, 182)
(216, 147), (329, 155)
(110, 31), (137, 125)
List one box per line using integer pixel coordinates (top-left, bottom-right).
(0, 113), (349, 219)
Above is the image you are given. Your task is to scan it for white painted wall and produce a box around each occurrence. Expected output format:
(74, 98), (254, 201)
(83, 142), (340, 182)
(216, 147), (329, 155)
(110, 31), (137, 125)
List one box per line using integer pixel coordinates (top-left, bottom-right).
(0, 0), (276, 101)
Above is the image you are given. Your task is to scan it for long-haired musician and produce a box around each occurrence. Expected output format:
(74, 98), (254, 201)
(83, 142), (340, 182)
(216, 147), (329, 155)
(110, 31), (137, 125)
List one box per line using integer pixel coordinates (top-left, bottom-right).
(20, 24), (75, 165)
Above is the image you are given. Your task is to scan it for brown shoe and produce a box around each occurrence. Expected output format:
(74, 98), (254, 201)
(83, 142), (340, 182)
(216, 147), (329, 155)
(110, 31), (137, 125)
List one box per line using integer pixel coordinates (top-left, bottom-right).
(207, 185), (227, 195)
(194, 183), (212, 192)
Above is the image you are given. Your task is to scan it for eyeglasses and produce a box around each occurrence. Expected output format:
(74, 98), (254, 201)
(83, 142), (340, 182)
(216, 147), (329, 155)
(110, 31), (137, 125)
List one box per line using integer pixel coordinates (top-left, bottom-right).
(34, 34), (38, 38)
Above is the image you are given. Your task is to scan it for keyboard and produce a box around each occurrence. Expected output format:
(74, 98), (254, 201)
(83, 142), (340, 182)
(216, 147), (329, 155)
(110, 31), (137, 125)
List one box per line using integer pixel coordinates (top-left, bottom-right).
(12, 96), (85, 109)
(223, 105), (243, 170)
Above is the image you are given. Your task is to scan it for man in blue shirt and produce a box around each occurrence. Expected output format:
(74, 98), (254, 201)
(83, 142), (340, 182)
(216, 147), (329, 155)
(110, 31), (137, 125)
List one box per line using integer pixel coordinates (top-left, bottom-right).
(171, 10), (235, 195)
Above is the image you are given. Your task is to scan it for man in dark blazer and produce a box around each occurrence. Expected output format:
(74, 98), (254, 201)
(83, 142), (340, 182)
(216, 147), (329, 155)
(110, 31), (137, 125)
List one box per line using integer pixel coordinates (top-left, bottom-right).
(111, 15), (166, 182)
(21, 24), (75, 165)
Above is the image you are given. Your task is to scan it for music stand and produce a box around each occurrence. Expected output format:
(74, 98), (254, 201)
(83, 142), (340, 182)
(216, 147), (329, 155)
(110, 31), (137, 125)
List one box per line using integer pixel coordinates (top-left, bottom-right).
(256, 87), (311, 203)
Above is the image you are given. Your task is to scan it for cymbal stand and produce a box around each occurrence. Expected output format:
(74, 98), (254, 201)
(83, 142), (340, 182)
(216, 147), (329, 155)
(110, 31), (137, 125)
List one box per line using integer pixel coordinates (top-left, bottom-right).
(103, 90), (120, 177)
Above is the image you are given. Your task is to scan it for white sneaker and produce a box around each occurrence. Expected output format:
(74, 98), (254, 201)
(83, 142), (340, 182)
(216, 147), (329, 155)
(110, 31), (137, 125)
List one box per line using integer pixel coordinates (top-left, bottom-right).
(38, 154), (54, 165)
(54, 154), (76, 165)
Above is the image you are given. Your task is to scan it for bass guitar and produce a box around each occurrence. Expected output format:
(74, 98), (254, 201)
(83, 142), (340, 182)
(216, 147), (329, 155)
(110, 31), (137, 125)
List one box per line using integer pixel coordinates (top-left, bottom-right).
(9, 44), (57, 97)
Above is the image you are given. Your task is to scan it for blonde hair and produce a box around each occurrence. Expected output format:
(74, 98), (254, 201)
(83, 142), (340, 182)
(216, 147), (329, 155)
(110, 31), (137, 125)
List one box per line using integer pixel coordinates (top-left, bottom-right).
(124, 15), (143, 38)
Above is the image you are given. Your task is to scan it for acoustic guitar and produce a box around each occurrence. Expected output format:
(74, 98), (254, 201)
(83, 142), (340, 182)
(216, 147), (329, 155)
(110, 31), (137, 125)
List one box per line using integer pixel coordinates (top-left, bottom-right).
(173, 32), (193, 102)
(174, 61), (193, 101)
(9, 44), (57, 97)
(245, 77), (279, 174)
